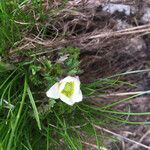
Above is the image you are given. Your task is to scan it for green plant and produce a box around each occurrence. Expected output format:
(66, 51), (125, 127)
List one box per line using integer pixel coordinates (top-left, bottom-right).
(0, 1), (150, 149)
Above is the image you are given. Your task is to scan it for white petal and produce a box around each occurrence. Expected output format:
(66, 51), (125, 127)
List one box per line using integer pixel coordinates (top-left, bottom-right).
(46, 82), (59, 99)
(60, 76), (80, 86)
(71, 90), (83, 103)
(58, 81), (66, 94)
(59, 76), (74, 83)
(59, 94), (75, 106)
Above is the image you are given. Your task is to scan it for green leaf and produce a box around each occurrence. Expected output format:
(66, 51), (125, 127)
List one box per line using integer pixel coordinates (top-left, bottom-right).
(27, 85), (41, 130)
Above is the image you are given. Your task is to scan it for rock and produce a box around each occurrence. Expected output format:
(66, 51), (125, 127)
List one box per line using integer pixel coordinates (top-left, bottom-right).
(102, 3), (136, 16)
(141, 7), (150, 23)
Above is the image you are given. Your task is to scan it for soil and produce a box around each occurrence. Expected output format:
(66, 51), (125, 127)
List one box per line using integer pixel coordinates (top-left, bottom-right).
(68, 0), (150, 149)
(10, 0), (150, 149)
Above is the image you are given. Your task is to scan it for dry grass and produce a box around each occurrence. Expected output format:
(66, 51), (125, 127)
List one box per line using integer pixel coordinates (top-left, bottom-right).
(3, 0), (150, 149)
(8, 0), (150, 86)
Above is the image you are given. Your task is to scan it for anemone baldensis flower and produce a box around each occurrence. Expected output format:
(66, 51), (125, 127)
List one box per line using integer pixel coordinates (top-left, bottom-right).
(46, 76), (83, 106)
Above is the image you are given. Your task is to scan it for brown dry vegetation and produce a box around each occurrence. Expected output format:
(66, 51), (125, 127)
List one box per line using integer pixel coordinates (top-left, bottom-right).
(8, 0), (150, 149)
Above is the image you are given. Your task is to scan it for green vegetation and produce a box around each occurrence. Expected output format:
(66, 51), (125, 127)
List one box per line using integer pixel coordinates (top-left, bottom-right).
(0, 1), (150, 149)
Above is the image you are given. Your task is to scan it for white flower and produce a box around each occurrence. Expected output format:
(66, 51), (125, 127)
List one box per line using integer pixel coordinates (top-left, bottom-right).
(46, 76), (83, 106)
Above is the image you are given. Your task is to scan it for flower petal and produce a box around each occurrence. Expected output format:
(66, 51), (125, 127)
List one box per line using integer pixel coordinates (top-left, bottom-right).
(71, 90), (83, 103)
(59, 93), (75, 106)
(59, 76), (74, 83)
(46, 82), (59, 99)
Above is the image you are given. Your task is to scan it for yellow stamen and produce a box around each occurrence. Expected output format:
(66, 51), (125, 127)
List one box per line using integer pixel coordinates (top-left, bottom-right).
(61, 82), (74, 98)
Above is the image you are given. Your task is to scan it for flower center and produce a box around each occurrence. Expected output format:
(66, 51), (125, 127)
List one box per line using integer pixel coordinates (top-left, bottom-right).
(61, 82), (74, 98)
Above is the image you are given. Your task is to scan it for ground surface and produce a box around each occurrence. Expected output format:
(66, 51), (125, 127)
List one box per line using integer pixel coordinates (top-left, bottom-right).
(67, 0), (150, 149)
(6, 0), (150, 149)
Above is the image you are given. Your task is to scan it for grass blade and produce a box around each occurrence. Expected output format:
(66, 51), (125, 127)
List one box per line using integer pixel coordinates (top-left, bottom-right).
(27, 85), (41, 130)
(6, 76), (27, 150)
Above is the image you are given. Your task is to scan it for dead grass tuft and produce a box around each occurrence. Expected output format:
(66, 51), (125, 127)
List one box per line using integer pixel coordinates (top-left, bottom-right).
(9, 0), (150, 84)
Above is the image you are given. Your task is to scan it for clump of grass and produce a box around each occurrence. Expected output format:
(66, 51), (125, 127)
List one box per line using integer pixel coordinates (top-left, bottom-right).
(0, 1), (150, 149)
